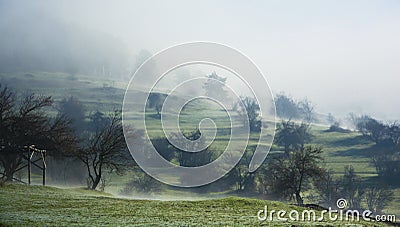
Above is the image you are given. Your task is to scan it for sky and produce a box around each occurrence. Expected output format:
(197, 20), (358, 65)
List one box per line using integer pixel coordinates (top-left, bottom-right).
(2, 0), (400, 120)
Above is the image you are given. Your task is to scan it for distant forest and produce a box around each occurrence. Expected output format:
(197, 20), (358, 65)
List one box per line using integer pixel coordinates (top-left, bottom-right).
(0, 13), (129, 76)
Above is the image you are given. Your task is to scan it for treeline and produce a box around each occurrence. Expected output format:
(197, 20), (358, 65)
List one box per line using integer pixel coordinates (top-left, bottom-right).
(350, 114), (400, 182)
(1, 80), (398, 214)
(0, 13), (129, 76)
(275, 93), (314, 123)
(0, 84), (133, 190)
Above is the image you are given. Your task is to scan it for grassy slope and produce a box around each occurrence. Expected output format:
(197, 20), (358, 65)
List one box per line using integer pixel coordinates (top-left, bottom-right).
(310, 127), (400, 217)
(0, 72), (399, 224)
(0, 184), (385, 226)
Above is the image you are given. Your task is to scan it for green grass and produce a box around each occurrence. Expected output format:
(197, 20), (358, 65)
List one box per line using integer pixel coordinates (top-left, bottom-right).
(310, 127), (377, 175)
(0, 184), (387, 226)
(1, 72), (399, 225)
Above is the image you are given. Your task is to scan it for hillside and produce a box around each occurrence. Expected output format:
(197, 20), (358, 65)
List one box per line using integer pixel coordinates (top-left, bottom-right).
(0, 72), (399, 224)
(0, 184), (388, 226)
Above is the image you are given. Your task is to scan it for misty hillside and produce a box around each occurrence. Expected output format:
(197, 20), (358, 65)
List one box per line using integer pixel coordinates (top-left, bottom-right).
(1, 1), (399, 226)
(0, 8), (129, 76)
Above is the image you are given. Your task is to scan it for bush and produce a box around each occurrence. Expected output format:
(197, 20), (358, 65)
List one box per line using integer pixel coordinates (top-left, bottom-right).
(120, 172), (162, 196)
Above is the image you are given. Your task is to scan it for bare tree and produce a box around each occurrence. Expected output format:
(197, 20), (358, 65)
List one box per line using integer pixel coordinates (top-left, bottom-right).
(78, 110), (129, 190)
(315, 169), (340, 207)
(365, 186), (394, 213)
(340, 165), (364, 209)
(0, 83), (76, 181)
(227, 150), (256, 192)
(298, 98), (314, 125)
(268, 146), (325, 205)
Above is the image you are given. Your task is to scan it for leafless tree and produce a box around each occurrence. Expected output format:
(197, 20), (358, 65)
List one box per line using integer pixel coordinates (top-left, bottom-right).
(0, 83), (76, 181)
(77, 110), (129, 190)
(267, 146), (325, 205)
(365, 186), (394, 213)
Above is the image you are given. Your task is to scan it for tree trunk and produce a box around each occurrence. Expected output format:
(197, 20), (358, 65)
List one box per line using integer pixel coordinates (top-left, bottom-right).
(3, 158), (16, 182)
(295, 191), (303, 205)
(91, 164), (102, 190)
(91, 174), (101, 190)
(5, 168), (14, 181)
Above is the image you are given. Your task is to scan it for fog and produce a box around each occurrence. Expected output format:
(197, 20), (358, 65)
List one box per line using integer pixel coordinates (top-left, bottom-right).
(1, 0), (400, 120)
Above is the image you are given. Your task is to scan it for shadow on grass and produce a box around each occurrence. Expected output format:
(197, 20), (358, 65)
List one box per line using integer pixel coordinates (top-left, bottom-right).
(331, 146), (376, 158)
(328, 134), (371, 147)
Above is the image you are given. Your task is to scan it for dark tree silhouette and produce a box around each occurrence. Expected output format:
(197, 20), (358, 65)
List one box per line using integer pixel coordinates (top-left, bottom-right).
(365, 186), (394, 213)
(147, 92), (167, 118)
(235, 97), (262, 133)
(340, 165), (364, 209)
(77, 110), (129, 190)
(298, 98), (314, 124)
(0, 83), (76, 181)
(355, 115), (388, 144)
(268, 146), (325, 205)
(58, 96), (85, 134)
(173, 129), (214, 167)
(227, 148), (256, 192)
(315, 169), (340, 207)
(274, 93), (299, 119)
(88, 111), (109, 132)
(275, 120), (312, 155)
(275, 93), (315, 124)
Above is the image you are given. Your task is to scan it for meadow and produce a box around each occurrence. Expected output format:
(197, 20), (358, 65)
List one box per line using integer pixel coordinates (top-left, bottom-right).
(0, 72), (399, 225)
(0, 184), (387, 226)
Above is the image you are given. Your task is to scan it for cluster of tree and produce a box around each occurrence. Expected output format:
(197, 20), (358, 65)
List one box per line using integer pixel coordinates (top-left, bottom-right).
(146, 92), (167, 118)
(2, 79), (397, 216)
(352, 115), (400, 146)
(203, 72), (228, 101)
(235, 116), (394, 214)
(274, 93), (314, 123)
(0, 84), (76, 181)
(274, 120), (312, 155)
(120, 168), (162, 196)
(151, 129), (215, 168)
(325, 113), (350, 133)
(350, 114), (400, 183)
(316, 165), (393, 213)
(86, 86), (396, 214)
(197, 119), (315, 200)
(234, 97), (262, 133)
(148, 72), (263, 133)
(0, 84), (132, 190)
(251, 149), (393, 214)
(226, 146), (257, 192)
(144, 129), (216, 187)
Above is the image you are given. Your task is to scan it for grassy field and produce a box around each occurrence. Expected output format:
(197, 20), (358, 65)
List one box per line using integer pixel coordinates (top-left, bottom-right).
(0, 72), (399, 225)
(0, 184), (389, 226)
